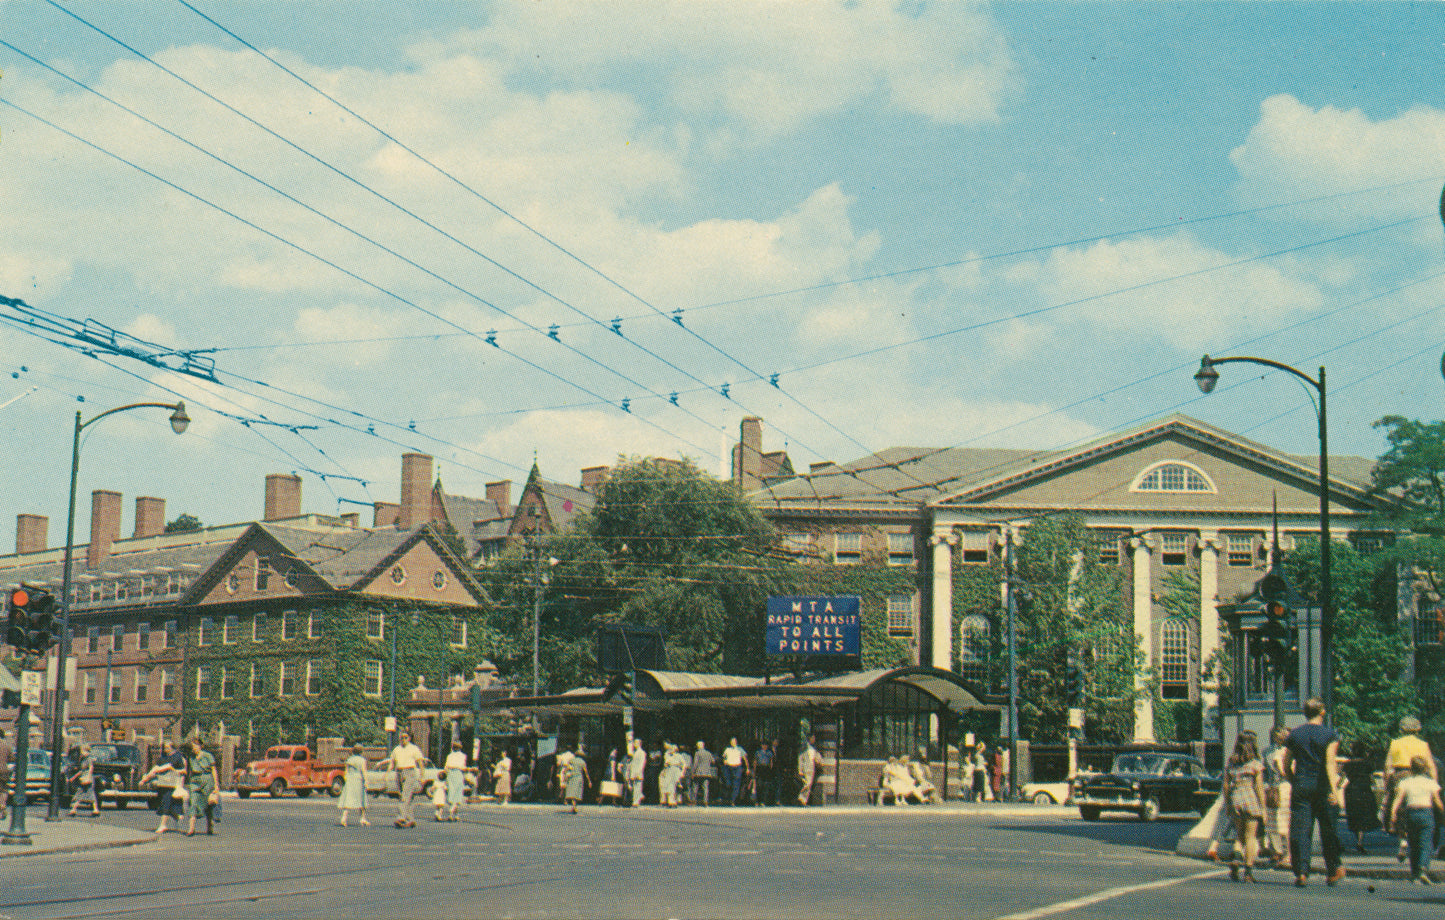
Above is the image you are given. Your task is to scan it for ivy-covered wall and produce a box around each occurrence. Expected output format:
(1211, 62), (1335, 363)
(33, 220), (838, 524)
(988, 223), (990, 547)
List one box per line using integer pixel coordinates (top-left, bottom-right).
(183, 599), (499, 749)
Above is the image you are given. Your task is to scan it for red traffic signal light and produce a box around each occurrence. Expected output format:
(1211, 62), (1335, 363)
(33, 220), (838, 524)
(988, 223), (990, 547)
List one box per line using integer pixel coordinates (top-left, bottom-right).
(6, 587), (31, 649)
(10, 588), (29, 608)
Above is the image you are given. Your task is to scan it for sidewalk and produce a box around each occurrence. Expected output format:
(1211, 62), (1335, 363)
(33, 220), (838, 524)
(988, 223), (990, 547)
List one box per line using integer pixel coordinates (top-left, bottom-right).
(0, 812), (155, 858)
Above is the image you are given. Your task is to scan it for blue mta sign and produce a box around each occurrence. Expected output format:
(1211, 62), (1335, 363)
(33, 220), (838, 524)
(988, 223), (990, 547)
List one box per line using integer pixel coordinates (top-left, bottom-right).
(766, 596), (861, 656)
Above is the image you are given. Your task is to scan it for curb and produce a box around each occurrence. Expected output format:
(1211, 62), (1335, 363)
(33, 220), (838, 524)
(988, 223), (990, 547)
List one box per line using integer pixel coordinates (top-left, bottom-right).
(0, 832), (156, 859)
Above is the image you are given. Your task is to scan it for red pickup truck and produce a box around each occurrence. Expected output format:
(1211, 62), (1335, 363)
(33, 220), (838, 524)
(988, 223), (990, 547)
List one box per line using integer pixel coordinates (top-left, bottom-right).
(233, 744), (346, 799)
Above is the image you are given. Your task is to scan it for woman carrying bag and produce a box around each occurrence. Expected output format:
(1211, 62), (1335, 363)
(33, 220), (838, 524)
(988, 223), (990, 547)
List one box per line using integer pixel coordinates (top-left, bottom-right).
(67, 744), (100, 817)
(142, 740), (187, 834)
(184, 739), (220, 836)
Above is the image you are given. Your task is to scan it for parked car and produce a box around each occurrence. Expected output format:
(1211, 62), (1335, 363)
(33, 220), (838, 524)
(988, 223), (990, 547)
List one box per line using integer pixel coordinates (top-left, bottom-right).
(22, 748), (68, 805)
(364, 757), (475, 799)
(1020, 780), (1073, 805)
(233, 744), (347, 799)
(1074, 752), (1219, 821)
(87, 742), (152, 809)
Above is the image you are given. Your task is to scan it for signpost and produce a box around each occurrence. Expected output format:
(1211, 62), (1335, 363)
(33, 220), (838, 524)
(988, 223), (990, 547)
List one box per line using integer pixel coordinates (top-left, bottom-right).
(765, 596), (861, 657)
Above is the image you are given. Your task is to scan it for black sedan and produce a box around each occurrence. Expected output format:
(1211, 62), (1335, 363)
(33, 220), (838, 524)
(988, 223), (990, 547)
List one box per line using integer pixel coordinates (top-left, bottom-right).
(1073, 752), (1220, 822)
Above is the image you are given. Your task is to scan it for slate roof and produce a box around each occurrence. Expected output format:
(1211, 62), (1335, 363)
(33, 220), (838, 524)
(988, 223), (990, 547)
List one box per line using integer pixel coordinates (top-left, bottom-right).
(748, 414), (1379, 515)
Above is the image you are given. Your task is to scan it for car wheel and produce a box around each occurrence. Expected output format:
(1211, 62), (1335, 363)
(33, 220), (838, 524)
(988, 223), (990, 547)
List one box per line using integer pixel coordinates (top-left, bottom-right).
(269, 779), (286, 799)
(329, 777), (345, 797)
(1140, 796), (1161, 822)
(1032, 791), (1055, 805)
(238, 790), (251, 799)
(1080, 806), (1101, 821)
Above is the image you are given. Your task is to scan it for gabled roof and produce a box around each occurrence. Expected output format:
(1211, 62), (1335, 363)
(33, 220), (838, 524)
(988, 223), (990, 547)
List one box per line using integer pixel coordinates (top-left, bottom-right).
(928, 414), (1379, 509)
(747, 414), (1382, 517)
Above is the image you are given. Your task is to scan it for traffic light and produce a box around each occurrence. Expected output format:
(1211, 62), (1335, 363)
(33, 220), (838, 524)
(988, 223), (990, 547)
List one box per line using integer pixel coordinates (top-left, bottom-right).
(617, 671), (634, 707)
(6, 586), (31, 649)
(24, 589), (58, 654)
(1258, 600), (1295, 670)
(1065, 661), (1086, 708)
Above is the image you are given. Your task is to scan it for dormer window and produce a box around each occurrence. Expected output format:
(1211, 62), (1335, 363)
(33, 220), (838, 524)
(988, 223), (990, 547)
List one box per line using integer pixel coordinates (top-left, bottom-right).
(1133, 461), (1215, 493)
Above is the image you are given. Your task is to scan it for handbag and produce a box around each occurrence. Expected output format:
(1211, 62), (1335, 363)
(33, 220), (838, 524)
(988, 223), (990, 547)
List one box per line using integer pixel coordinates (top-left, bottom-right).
(600, 780), (623, 799)
(173, 784), (189, 803)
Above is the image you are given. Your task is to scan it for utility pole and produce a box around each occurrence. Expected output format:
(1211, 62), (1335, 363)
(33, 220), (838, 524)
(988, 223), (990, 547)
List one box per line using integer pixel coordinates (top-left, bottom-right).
(1004, 530), (1019, 803)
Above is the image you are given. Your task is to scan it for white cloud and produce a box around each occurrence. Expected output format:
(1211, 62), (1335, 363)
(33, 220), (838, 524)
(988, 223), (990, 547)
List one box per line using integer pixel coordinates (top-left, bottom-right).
(1231, 94), (1445, 229)
(455, 1), (1018, 139)
(1033, 233), (1324, 349)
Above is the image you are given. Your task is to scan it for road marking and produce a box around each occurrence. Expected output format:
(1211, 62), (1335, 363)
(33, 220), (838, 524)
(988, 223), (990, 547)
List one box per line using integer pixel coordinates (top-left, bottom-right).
(991, 868), (1226, 920)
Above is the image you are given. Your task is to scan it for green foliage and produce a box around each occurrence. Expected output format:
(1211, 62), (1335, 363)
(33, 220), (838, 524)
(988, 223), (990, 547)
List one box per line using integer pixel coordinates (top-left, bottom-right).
(1284, 538), (1416, 751)
(1370, 416), (1445, 533)
(165, 513), (202, 533)
(948, 516), (1139, 744)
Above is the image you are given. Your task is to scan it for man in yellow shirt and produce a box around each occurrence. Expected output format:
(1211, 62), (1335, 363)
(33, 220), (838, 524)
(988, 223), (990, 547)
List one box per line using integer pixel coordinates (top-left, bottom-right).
(1384, 717), (1436, 863)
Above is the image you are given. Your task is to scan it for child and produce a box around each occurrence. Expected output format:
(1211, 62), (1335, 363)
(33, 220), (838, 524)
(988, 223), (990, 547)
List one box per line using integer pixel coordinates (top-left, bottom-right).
(431, 773), (449, 821)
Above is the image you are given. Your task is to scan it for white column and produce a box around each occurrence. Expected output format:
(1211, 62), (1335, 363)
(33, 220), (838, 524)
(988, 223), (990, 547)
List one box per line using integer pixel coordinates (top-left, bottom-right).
(1197, 530), (1222, 716)
(1130, 535), (1156, 743)
(930, 527), (958, 671)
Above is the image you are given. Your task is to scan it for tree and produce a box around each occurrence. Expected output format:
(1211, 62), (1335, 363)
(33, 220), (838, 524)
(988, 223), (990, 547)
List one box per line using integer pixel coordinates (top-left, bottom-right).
(1284, 538), (1416, 751)
(1370, 416), (1445, 533)
(165, 513), (203, 533)
(992, 515), (1139, 744)
(480, 457), (791, 691)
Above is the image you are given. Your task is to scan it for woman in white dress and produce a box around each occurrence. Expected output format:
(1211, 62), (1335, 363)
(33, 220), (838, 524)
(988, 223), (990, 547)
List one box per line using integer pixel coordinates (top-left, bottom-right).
(885, 756), (917, 805)
(443, 741), (471, 821)
(338, 744), (369, 827)
(493, 750), (513, 804)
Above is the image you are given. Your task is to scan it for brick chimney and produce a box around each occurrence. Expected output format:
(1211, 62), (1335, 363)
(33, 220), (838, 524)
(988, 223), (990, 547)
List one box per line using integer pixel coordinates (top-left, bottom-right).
(264, 473), (302, 521)
(485, 480), (511, 518)
(16, 514), (48, 555)
(580, 466), (609, 494)
(399, 453), (433, 530)
(733, 416), (764, 491)
(134, 497), (166, 538)
(373, 501), (400, 528)
(88, 490), (123, 569)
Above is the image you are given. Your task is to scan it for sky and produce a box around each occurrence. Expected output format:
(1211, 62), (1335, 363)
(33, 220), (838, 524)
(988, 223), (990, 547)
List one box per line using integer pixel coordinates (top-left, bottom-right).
(1, 1), (1444, 547)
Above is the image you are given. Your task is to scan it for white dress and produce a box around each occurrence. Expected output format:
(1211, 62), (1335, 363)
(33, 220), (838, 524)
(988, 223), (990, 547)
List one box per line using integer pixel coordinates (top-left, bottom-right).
(338, 754), (366, 810)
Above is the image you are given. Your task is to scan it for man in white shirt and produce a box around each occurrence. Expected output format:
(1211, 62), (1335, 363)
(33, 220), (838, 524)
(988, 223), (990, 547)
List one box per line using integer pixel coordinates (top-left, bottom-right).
(390, 732), (425, 827)
(626, 739), (647, 807)
(797, 735), (824, 806)
(722, 738), (749, 806)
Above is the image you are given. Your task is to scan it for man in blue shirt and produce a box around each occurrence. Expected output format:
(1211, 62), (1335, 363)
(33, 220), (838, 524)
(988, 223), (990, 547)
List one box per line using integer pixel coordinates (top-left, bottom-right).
(1282, 697), (1345, 887)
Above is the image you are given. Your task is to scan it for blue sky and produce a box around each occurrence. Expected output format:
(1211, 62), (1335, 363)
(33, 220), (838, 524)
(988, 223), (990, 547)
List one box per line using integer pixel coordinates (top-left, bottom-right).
(1, 1), (1443, 542)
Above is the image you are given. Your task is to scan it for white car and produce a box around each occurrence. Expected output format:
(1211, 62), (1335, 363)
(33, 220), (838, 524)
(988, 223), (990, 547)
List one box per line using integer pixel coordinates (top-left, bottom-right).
(1020, 780), (1073, 805)
(363, 757), (475, 798)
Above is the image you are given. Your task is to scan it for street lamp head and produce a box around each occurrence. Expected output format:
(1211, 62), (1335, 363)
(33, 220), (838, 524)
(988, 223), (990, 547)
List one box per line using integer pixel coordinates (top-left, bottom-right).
(1194, 355), (1219, 394)
(168, 401), (190, 435)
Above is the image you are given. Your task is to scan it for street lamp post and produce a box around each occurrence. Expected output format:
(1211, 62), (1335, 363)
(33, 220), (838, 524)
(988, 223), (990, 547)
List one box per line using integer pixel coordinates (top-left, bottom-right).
(47, 401), (189, 821)
(1194, 355), (1332, 716)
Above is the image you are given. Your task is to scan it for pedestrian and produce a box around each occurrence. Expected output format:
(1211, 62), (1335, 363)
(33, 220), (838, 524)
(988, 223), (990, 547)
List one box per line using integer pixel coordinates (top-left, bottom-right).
(659, 743), (684, 808)
(627, 738), (647, 807)
(797, 734), (823, 806)
(1261, 726), (1292, 868)
(754, 740), (777, 806)
(692, 740), (716, 806)
(990, 745), (1005, 802)
(1384, 716), (1437, 865)
(960, 744), (976, 802)
(554, 746), (575, 803)
(492, 748), (513, 805)
(0, 728), (10, 821)
(141, 739), (186, 835)
(722, 737), (748, 805)
(67, 743), (100, 818)
(564, 745), (590, 814)
(1341, 741), (1380, 854)
(1223, 730), (1265, 883)
(678, 742), (694, 805)
(183, 739), (220, 836)
(338, 744), (369, 826)
(390, 731), (424, 828)
(443, 740), (470, 821)
(1390, 755), (1444, 884)
(972, 744), (990, 802)
(884, 755), (915, 805)
(1283, 697), (1346, 887)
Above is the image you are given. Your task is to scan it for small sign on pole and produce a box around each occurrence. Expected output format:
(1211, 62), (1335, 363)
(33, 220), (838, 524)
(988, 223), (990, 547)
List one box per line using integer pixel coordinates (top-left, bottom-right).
(384, 715), (397, 732)
(20, 671), (43, 708)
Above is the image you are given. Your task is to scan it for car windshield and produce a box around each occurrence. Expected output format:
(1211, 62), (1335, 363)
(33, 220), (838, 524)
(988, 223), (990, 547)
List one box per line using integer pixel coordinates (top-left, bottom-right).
(1111, 755), (1166, 775)
(90, 744), (118, 761)
(28, 749), (50, 767)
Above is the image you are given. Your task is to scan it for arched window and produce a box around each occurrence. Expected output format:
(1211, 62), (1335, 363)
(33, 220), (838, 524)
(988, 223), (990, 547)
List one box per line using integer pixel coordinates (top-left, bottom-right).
(959, 614), (990, 683)
(1160, 618), (1190, 699)
(1133, 461), (1215, 493)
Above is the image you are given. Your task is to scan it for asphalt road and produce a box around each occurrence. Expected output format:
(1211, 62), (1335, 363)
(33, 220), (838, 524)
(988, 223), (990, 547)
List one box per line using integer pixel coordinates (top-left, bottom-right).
(0, 797), (1441, 919)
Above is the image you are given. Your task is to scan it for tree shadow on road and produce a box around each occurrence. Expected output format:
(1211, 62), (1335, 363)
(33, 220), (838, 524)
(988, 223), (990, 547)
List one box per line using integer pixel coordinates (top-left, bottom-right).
(989, 817), (1194, 853)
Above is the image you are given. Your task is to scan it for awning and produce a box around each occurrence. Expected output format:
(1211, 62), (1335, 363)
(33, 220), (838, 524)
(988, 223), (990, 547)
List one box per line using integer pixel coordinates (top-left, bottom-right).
(482, 665), (994, 718)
